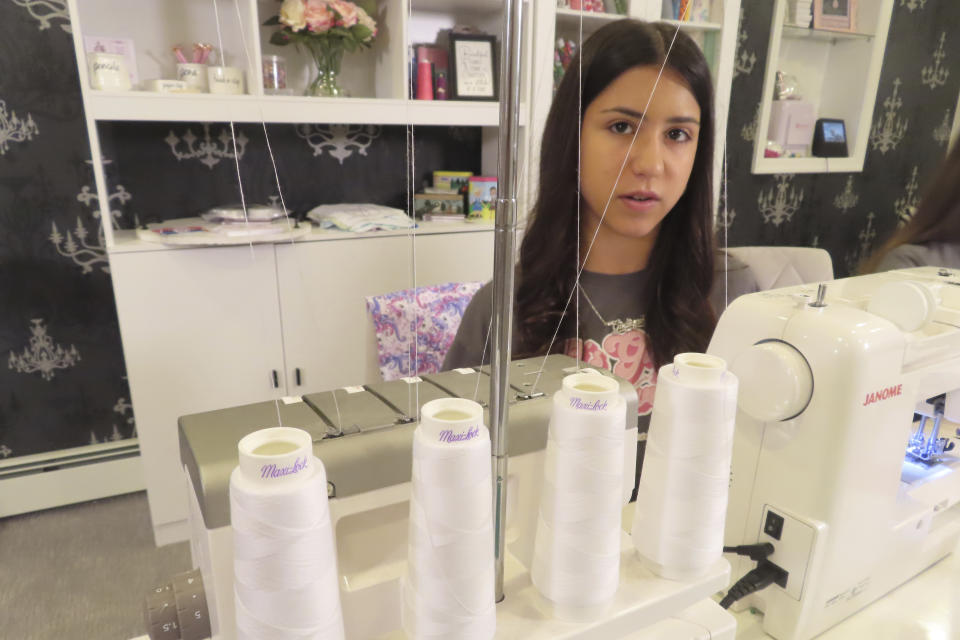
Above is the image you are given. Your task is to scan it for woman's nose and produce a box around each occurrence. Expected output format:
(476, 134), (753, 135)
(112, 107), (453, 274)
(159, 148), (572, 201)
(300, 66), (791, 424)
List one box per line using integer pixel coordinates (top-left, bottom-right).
(627, 132), (665, 176)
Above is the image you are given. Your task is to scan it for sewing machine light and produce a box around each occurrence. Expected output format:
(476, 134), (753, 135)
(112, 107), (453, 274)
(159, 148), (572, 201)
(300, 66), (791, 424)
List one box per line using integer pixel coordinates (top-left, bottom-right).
(730, 340), (813, 422)
(867, 280), (937, 332)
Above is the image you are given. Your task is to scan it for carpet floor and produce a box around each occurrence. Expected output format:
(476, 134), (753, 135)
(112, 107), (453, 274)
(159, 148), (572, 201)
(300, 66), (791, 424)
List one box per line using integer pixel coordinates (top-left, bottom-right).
(0, 492), (191, 640)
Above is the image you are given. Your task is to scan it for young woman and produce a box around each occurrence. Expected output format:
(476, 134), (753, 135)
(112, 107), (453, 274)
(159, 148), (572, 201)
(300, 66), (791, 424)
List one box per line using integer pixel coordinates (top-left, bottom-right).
(443, 20), (755, 493)
(862, 141), (960, 272)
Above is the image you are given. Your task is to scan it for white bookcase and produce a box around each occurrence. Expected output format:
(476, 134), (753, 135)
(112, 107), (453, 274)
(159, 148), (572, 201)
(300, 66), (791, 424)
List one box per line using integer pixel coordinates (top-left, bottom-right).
(751, 0), (894, 174)
(64, 0), (524, 247)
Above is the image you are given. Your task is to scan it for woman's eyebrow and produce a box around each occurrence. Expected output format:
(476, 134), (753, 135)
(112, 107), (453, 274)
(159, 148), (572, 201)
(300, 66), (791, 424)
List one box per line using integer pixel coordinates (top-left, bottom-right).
(600, 107), (700, 125)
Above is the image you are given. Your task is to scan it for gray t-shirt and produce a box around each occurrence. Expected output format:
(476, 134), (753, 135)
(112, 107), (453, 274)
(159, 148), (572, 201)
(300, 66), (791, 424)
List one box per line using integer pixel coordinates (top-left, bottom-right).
(443, 250), (757, 375)
(443, 252), (757, 499)
(875, 242), (960, 272)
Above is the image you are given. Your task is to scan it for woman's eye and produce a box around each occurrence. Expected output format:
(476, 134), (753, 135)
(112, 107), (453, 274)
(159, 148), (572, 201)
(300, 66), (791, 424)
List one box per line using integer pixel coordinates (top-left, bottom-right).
(610, 121), (634, 134)
(667, 128), (692, 142)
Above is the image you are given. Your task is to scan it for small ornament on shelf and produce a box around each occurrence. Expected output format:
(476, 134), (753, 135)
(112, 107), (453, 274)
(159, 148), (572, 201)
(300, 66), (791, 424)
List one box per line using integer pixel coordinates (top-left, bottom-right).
(568, 0), (606, 12)
(173, 42), (215, 92)
(265, 0), (379, 98)
(435, 70), (448, 100)
(554, 37), (578, 94)
(262, 54), (291, 95)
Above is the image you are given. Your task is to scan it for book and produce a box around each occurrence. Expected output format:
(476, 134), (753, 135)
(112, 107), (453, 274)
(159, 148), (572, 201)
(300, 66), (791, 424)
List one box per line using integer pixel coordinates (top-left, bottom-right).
(433, 171), (473, 193)
(414, 192), (466, 219)
(468, 176), (497, 221)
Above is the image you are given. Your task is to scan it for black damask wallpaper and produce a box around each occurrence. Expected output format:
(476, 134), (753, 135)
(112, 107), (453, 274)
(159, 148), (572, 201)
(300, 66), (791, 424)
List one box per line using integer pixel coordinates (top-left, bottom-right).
(0, 2), (134, 459)
(98, 122), (481, 225)
(723, 1), (960, 276)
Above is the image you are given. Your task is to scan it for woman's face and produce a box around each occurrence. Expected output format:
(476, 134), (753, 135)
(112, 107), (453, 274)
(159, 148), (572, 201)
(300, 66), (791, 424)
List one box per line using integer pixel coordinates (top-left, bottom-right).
(579, 65), (701, 245)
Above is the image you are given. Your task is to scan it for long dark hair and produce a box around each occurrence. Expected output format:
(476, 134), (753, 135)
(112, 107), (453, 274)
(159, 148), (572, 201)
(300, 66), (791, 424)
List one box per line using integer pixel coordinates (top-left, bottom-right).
(862, 141), (960, 273)
(515, 20), (716, 369)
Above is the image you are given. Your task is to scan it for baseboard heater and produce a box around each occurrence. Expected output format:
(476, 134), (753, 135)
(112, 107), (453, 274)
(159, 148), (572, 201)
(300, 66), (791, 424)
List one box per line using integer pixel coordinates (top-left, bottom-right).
(0, 439), (144, 517)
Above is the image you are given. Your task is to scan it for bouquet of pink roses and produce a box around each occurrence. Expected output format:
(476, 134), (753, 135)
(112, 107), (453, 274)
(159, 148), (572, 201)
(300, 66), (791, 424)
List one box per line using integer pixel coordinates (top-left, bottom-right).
(265, 0), (378, 96)
(266, 0), (377, 49)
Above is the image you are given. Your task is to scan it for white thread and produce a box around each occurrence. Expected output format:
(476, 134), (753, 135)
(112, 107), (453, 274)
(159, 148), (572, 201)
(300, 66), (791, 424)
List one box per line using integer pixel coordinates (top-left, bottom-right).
(631, 353), (738, 580)
(723, 128), (729, 309)
(229, 0), (293, 226)
(575, 7), (583, 370)
(330, 390), (343, 434)
(405, 0), (419, 421)
(230, 427), (344, 639)
(474, 315), (494, 403)
(209, 0), (290, 430)
(402, 399), (495, 639)
(407, 146), (420, 419)
(531, 373), (627, 616)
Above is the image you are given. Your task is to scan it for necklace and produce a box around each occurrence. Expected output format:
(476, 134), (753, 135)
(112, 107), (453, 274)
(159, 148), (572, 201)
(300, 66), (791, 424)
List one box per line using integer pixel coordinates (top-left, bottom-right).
(578, 284), (645, 335)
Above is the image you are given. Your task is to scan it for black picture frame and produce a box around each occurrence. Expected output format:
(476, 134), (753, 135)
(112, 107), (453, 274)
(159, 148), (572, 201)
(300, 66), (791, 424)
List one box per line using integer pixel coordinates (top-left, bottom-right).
(813, 0), (857, 32)
(448, 34), (498, 101)
(812, 118), (848, 157)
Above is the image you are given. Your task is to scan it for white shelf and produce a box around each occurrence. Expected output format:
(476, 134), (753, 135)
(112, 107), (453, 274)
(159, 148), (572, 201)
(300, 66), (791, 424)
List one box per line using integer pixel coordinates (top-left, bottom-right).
(412, 0), (503, 12)
(555, 8), (627, 28)
(85, 91), (524, 126)
(659, 19), (723, 32)
(752, 155), (861, 175)
(782, 24), (875, 42)
(751, 0), (894, 174)
(109, 220), (496, 254)
(554, 9), (722, 32)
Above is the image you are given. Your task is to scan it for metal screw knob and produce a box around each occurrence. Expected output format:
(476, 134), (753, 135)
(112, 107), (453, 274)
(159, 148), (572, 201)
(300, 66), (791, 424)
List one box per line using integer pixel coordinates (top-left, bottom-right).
(809, 283), (828, 308)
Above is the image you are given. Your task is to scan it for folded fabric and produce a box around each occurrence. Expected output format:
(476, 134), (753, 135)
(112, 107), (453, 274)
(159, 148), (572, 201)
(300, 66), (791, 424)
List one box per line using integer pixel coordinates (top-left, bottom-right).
(307, 203), (414, 232)
(366, 282), (483, 381)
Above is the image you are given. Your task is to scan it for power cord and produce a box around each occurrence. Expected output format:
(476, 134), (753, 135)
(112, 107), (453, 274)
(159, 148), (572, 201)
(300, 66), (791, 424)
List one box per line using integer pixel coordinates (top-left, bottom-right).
(723, 543), (775, 562)
(720, 543), (788, 609)
(719, 561), (788, 609)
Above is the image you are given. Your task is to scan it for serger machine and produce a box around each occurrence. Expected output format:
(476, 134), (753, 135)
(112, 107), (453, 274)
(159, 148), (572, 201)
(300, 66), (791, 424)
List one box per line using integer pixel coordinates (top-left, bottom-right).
(709, 267), (960, 639)
(179, 354), (737, 639)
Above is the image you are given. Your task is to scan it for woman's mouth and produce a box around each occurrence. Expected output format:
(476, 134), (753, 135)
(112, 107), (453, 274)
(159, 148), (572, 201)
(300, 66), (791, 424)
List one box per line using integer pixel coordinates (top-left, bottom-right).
(620, 191), (660, 210)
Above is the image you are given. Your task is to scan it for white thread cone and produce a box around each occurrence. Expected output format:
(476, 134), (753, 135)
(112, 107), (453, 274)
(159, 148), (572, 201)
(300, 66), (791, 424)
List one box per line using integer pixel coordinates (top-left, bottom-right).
(632, 353), (738, 580)
(531, 372), (627, 615)
(230, 427), (345, 640)
(402, 398), (495, 640)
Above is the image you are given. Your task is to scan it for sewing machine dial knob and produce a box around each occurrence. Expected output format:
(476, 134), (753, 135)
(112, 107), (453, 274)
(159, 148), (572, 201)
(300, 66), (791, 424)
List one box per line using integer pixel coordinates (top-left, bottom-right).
(866, 280), (937, 332)
(731, 341), (813, 422)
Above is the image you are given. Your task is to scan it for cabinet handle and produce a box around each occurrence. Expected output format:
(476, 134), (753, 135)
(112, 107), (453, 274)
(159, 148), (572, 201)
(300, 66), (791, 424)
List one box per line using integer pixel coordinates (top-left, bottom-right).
(295, 368), (302, 386)
(272, 370), (279, 388)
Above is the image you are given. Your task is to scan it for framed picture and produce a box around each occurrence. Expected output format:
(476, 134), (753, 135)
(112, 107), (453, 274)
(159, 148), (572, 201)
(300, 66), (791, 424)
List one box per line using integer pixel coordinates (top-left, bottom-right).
(812, 118), (848, 157)
(813, 0), (857, 32)
(449, 34), (498, 101)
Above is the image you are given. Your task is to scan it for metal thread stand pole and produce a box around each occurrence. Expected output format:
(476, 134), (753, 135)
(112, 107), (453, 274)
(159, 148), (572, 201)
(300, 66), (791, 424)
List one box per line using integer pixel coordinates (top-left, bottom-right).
(491, 0), (524, 604)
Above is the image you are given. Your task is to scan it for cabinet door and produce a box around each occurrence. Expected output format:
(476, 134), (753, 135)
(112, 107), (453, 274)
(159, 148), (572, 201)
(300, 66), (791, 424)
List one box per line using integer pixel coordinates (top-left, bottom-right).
(276, 231), (494, 392)
(110, 244), (285, 545)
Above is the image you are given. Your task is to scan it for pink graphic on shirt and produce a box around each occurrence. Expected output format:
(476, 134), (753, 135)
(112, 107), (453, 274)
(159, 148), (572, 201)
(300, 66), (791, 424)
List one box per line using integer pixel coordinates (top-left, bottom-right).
(563, 337), (610, 370)
(563, 328), (657, 416)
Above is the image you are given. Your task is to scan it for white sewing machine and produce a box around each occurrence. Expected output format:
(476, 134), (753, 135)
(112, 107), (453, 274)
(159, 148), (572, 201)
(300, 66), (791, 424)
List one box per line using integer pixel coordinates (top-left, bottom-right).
(708, 267), (960, 640)
(178, 355), (736, 639)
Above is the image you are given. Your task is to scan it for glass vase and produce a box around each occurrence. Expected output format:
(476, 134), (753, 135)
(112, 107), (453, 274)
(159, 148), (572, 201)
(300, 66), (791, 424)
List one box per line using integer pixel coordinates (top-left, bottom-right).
(305, 43), (345, 98)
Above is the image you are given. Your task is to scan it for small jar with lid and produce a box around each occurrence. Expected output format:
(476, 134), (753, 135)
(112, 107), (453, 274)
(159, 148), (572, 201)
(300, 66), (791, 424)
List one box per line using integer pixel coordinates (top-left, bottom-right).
(261, 54), (291, 95)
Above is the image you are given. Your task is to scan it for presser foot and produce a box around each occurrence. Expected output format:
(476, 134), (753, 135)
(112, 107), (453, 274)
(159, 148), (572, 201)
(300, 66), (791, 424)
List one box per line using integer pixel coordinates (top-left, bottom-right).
(906, 438), (955, 464)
